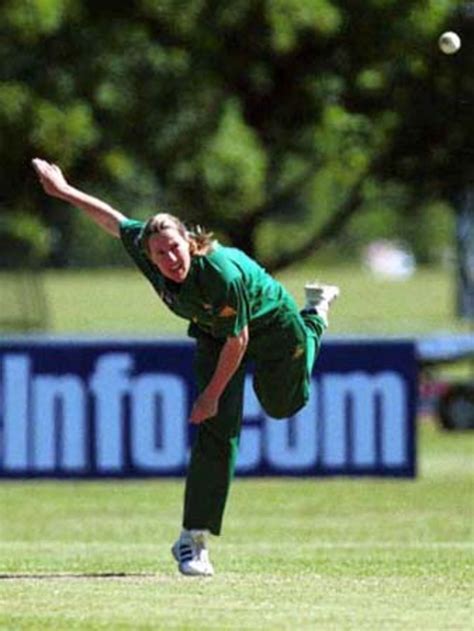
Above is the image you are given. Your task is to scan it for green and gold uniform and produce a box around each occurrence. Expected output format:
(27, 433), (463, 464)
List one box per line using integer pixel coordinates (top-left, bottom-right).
(120, 219), (326, 535)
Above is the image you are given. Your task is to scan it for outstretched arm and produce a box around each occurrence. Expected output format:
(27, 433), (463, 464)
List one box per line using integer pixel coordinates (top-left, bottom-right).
(32, 158), (127, 238)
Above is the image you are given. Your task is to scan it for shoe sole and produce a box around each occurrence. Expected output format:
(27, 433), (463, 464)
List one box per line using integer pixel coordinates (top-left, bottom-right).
(304, 286), (340, 312)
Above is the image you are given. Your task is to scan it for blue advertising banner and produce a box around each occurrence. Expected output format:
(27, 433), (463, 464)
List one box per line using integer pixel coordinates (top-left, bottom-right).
(0, 338), (417, 478)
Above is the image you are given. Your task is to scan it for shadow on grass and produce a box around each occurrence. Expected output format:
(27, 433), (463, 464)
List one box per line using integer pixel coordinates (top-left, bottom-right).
(0, 572), (156, 580)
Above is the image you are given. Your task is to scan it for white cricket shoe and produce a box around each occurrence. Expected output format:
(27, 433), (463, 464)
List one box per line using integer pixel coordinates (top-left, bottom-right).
(171, 529), (214, 577)
(303, 282), (340, 326)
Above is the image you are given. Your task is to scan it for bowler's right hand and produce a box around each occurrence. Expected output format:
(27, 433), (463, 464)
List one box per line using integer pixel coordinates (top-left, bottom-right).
(32, 158), (69, 198)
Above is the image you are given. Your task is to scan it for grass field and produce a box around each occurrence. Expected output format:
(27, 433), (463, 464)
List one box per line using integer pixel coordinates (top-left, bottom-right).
(24, 263), (471, 336)
(0, 422), (472, 630)
(1, 265), (472, 628)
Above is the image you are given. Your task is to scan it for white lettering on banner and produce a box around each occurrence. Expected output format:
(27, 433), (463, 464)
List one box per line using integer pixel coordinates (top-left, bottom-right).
(0, 352), (411, 475)
(0, 352), (189, 474)
(32, 376), (86, 471)
(90, 354), (132, 471)
(322, 372), (407, 468)
(265, 381), (318, 470)
(379, 375), (406, 466)
(2, 355), (29, 470)
(131, 374), (187, 469)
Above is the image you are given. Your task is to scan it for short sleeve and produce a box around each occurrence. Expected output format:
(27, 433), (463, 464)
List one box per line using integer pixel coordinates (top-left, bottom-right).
(118, 218), (166, 291)
(119, 217), (152, 269)
(120, 218), (143, 255)
(211, 276), (251, 338)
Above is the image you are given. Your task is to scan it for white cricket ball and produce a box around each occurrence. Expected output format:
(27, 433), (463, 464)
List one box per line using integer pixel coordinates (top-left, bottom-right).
(438, 31), (461, 55)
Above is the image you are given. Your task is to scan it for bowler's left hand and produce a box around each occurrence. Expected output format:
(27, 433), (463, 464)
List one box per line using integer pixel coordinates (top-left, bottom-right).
(190, 393), (219, 424)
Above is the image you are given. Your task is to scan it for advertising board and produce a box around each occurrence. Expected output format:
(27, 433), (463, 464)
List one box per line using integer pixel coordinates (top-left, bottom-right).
(0, 338), (417, 477)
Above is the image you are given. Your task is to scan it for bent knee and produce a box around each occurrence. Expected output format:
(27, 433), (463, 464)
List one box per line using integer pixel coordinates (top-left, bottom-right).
(261, 396), (308, 420)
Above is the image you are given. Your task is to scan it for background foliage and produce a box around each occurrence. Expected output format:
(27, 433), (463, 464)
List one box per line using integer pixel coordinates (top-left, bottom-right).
(0, 0), (472, 269)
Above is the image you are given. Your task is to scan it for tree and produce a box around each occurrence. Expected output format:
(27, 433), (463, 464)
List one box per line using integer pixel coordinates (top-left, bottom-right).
(0, 0), (471, 269)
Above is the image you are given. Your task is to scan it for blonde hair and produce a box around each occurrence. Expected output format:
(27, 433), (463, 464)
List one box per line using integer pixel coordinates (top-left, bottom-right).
(139, 213), (215, 256)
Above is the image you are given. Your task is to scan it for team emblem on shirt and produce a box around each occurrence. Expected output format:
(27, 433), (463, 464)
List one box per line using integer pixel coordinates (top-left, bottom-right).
(218, 305), (237, 317)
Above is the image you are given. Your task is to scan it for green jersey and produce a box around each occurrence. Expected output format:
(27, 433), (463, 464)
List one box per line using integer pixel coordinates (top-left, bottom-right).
(120, 219), (296, 339)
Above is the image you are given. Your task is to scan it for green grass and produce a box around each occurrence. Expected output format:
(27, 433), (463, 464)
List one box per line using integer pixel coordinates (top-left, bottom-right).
(1, 264), (472, 628)
(0, 422), (472, 630)
(18, 264), (469, 335)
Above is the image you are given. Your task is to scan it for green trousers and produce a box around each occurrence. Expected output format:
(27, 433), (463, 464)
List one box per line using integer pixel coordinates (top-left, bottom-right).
(183, 309), (326, 535)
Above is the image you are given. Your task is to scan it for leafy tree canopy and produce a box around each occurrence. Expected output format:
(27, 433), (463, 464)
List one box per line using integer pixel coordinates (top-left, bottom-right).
(0, 0), (471, 268)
